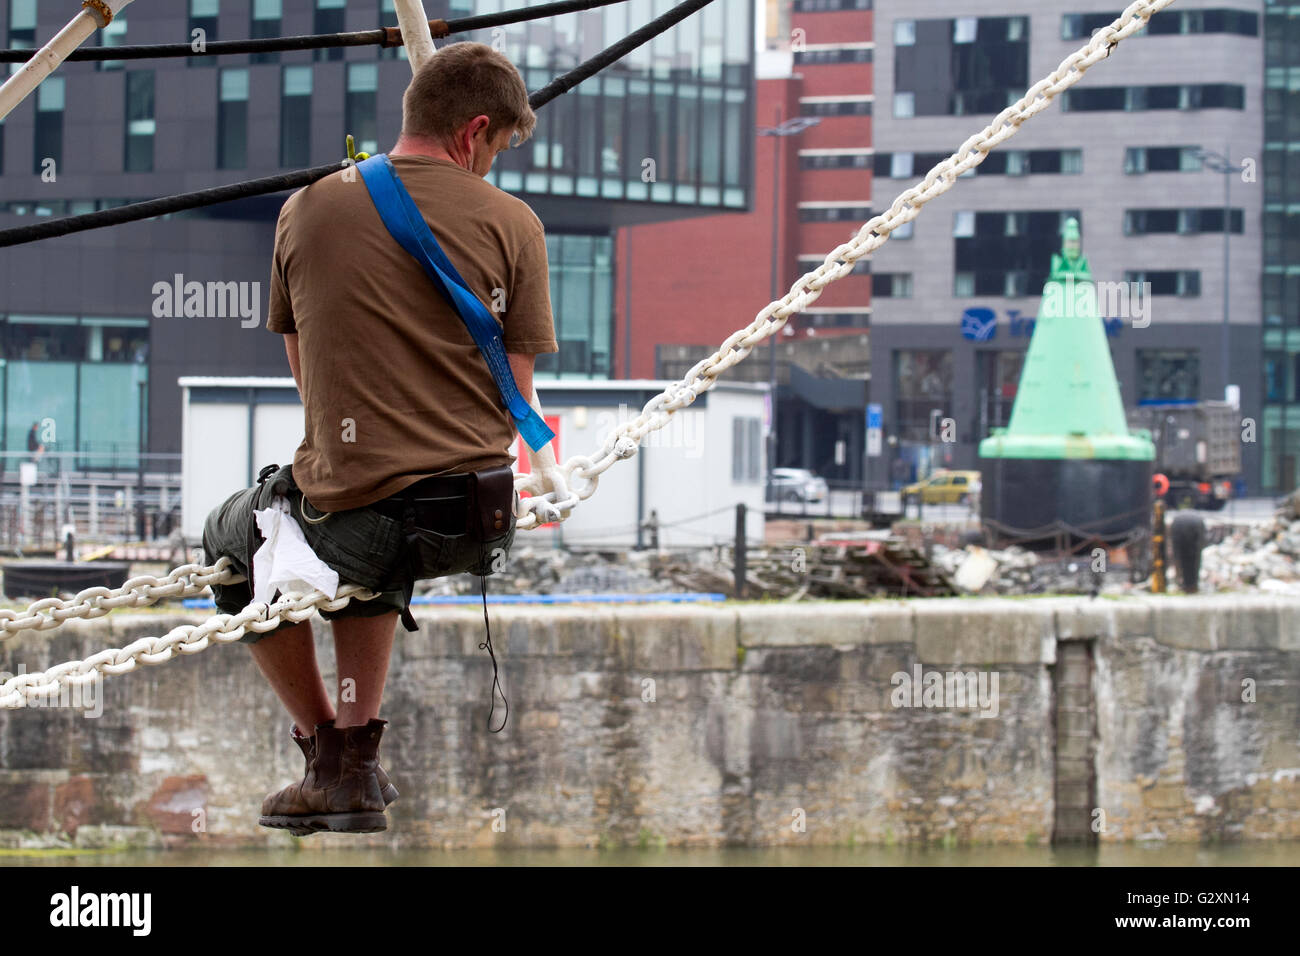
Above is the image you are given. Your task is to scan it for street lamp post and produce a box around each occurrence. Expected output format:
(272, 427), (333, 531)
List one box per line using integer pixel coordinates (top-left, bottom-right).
(757, 112), (820, 509)
(1194, 146), (1248, 403)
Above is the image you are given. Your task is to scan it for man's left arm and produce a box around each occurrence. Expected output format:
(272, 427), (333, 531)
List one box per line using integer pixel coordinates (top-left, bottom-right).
(507, 352), (534, 405)
(285, 334), (303, 396)
(266, 201), (301, 395)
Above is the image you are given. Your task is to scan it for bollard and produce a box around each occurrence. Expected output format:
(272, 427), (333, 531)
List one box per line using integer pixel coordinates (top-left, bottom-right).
(1169, 513), (1206, 593)
(1151, 499), (1167, 594)
(734, 502), (747, 600)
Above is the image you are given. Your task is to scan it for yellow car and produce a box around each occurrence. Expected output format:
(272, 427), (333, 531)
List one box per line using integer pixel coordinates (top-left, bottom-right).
(902, 470), (982, 505)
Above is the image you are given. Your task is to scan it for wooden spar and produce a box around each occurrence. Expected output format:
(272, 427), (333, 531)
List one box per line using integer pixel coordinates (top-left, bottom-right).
(393, 0), (437, 72)
(0, 0), (135, 122)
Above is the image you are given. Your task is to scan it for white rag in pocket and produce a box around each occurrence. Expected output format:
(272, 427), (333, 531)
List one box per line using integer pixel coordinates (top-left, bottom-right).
(251, 496), (340, 604)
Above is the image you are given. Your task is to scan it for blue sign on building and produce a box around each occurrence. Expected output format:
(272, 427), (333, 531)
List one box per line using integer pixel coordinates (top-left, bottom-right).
(960, 308), (998, 341)
(962, 308), (1123, 340)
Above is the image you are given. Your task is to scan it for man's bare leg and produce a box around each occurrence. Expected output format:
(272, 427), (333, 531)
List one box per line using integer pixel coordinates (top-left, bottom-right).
(248, 620), (334, 734)
(331, 611), (399, 727)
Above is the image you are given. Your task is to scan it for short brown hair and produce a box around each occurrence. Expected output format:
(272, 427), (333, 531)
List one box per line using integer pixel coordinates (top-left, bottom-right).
(401, 42), (536, 148)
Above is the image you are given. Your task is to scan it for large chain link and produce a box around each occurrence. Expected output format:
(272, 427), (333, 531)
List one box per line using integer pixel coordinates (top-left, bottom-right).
(0, 0), (1176, 706)
(0, 557), (379, 709)
(512, 0), (1177, 529)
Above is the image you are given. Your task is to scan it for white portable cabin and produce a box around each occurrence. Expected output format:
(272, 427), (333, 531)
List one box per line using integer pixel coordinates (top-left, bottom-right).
(180, 377), (768, 550)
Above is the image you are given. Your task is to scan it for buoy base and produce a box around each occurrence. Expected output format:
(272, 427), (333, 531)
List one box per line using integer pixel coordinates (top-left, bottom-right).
(979, 457), (1152, 549)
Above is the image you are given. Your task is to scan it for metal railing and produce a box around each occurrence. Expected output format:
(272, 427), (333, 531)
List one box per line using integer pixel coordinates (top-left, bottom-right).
(0, 451), (182, 554)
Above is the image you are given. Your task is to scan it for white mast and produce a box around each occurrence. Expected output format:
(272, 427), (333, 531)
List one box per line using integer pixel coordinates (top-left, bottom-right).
(392, 0), (437, 72)
(0, 0), (135, 122)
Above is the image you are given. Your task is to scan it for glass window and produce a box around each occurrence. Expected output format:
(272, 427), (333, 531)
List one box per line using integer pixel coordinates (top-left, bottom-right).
(82, 317), (149, 362)
(1061, 149), (1083, 174)
(78, 362), (147, 468)
(893, 92), (914, 118)
(1264, 353), (1287, 403)
(8, 0), (35, 49)
(218, 68), (249, 169)
(37, 77), (64, 112)
(953, 17), (977, 44)
(954, 272), (974, 296)
(1137, 349), (1199, 400)
(315, 0), (346, 61)
(699, 86), (721, 188)
(9, 0), (35, 30)
(534, 235), (613, 380)
(890, 151), (913, 178)
(5, 315), (83, 361)
(34, 76), (63, 175)
(346, 64), (379, 156)
(722, 87), (744, 191)
(895, 350), (953, 441)
(189, 0), (219, 68)
(894, 20), (916, 46)
(251, 0), (282, 64)
(281, 66), (312, 168)
(6, 362), (77, 458)
(874, 273), (913, 298)
(732, 418), (746, 482)
(722, 0), (747, 84)
(124, 70), (155, 172)
(99, 10), (127, 70)
(953, 211), (975, 237)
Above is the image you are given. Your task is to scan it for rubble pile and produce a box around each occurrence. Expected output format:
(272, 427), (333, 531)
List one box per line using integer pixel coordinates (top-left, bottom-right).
(406, 506), (1298, 600)
(929, 544), (1122, 596)
(653, 541), (957, 598)
(415, 540), (957, 600)
(1198, 510), (1300, 592)
(412, 546), (668, 598)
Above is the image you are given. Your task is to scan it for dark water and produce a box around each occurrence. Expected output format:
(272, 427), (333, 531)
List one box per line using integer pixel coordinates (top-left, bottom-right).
(3, 843), (1297, 867)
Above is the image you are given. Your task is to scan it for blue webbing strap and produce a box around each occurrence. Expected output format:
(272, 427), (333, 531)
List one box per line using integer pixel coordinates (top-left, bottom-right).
(355, 154), (554, 452)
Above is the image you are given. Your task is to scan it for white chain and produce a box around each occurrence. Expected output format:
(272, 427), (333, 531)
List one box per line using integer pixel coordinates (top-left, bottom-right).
(0, 0), (1175, 706)
(0, 558), (379, 709)
(512, 0), (1178, 530)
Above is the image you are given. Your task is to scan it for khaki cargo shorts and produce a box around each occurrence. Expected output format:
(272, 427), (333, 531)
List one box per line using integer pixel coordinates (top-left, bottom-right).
(201, 463), (516, 642)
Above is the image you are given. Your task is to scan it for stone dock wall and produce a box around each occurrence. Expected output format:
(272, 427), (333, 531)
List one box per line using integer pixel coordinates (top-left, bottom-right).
(0, 596), (1296, 849)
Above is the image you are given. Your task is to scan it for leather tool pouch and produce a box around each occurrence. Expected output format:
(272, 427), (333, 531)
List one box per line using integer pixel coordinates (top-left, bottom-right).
(397, 465), (519, 630)
(470, 464), (516, 543)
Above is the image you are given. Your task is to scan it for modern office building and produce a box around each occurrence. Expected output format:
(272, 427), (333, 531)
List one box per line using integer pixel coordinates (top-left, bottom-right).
(0, 0), (754, 470)
(1261, 1), (1300, 491)
(867, 0), (1264, 490)
(618, 0), (874, 484)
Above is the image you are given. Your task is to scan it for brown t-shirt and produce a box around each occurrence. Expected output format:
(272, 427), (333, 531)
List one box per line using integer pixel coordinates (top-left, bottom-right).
(266, 154), (558, 512)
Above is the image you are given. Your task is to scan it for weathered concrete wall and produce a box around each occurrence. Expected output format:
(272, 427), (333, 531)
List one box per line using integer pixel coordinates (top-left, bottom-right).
(0, 596), (1296, 849)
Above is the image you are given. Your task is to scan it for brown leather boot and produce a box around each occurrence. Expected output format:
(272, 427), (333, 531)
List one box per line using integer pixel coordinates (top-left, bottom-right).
(290, 723), (398, 805)
(260, 719), (388, 835)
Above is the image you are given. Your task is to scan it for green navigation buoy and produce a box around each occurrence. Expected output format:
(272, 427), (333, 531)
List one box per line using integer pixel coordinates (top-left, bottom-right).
(978, 218), (1154, 544)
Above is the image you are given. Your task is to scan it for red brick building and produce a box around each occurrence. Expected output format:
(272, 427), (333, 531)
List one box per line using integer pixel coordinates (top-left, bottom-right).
(615, 0), (874, 481)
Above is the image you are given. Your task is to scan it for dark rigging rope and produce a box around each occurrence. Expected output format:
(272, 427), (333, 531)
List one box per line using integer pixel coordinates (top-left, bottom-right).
(0, 0), (718, 249)
(0, 0), (630, 62)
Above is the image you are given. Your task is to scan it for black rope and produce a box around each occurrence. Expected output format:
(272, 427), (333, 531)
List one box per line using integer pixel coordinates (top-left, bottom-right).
(477, 539), (509, 734)
(0, 0), (631, 62)
(0, 0), (719, 250)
